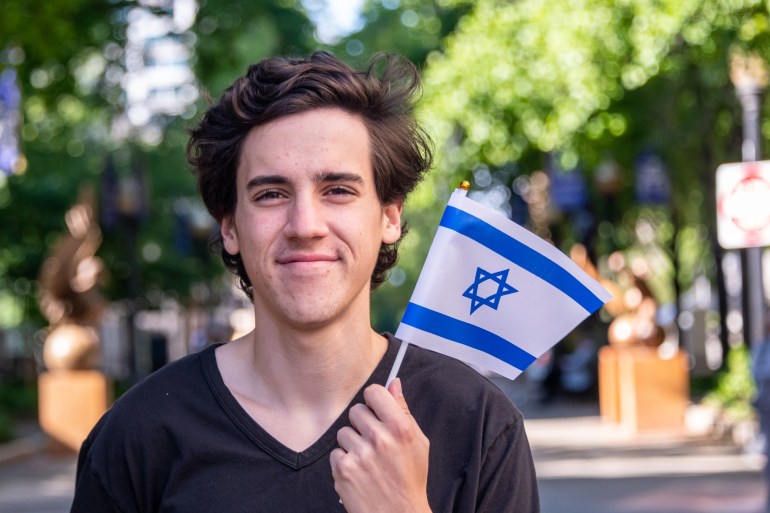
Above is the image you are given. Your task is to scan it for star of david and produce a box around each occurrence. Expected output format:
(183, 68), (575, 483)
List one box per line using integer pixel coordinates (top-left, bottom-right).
(462, 267), (518, 315)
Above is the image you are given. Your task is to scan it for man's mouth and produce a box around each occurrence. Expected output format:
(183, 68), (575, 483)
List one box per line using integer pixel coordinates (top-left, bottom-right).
(277, 253), (338, 265)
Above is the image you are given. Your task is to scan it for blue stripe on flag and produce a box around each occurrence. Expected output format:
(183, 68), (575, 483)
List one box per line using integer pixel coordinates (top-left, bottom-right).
(401, 302), (537, 371)
(440, 205), (604, 314)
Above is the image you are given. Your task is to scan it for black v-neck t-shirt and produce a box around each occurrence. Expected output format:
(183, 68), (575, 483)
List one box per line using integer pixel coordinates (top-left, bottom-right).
(71, 335), (539, 512)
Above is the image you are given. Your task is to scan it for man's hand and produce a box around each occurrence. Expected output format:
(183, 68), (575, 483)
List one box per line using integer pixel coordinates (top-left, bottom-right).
(330, 378), (431, 513)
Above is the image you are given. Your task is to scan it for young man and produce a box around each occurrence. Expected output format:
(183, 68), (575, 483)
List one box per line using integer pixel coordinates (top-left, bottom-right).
(71, 52), (539, 512)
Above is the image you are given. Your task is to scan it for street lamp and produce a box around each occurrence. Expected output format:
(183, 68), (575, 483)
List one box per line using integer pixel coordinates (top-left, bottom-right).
(115, 158), (147, 381)
(729, 48), (769, 347)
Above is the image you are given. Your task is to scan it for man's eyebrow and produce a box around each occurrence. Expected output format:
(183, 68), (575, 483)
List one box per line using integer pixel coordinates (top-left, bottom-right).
(245, 175), (289, 190)
(244, 172), (364, 190)
(314, 171), (365, 184)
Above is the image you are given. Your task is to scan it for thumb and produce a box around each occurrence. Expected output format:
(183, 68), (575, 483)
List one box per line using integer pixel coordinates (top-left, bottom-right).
(388, 377), (410, 416)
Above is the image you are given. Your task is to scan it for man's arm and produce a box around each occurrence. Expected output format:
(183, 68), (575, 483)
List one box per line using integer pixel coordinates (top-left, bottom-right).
(71, 424), (126, 513)
(330, 378), (432, 513)
(475, 415), (540, 513)
(71, 468), (126, 513)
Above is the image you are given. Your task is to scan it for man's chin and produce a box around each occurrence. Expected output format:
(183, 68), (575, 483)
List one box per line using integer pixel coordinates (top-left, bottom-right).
(282, 311), (340, 332)
(266, 297), (336, 327)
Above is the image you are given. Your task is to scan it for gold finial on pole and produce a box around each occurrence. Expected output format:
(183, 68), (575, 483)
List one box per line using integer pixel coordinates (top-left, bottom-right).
(459, 180), (471, 191)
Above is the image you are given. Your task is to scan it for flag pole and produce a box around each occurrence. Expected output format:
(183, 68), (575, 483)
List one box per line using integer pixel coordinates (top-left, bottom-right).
(385, 337), (409, 388)
(386, 180), (471, 387)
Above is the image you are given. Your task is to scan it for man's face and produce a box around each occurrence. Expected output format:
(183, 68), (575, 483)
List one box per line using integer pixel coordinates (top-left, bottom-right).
(221, 108), (402, 330)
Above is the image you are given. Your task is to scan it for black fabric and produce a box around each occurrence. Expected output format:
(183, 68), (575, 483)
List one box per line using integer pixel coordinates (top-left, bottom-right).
(71, 335), (539, 512)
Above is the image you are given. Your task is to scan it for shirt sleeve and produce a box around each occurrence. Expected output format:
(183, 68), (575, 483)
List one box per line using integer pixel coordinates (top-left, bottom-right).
(71, 468), (126, 513)
(475, 417), (540, 513)
(71, 425), (127, 513)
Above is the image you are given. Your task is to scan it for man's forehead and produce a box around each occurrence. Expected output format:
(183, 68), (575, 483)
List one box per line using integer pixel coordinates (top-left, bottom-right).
(235, 108), (373, 185)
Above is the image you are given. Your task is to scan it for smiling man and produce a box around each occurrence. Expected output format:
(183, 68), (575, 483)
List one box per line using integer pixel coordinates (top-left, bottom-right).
(71, 52), (539, 513)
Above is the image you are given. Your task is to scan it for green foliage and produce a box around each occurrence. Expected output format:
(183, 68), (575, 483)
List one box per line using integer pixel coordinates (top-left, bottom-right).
(193, 1), (315, 94)
(419, 0), (770, 173)
(0, 412), (12, 444)
(0, 380), (39, 442)
(705, 345), (756, 422)
(0, 380), (38, 417)
(0, 1), (317, 326)
(325, 0), (469, 67)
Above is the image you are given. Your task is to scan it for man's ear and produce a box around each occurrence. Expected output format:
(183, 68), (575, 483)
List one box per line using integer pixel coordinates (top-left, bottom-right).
(381, 201), (403, 244)
(221, 215), (240, 255)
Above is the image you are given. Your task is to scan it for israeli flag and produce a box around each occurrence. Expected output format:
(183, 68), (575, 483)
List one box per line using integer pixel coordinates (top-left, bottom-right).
(391, 188), (612, 382)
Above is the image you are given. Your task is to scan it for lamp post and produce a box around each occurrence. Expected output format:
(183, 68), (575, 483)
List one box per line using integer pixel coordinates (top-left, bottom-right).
(729, 49), (769, 347)
(116, 158), (147, 381)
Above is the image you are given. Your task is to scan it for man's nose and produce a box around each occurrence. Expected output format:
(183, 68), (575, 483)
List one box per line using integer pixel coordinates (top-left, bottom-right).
(285, 196), (329, 240)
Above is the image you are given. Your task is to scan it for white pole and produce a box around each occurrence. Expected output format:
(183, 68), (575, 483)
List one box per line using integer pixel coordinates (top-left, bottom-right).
(386, 339), (410, 387)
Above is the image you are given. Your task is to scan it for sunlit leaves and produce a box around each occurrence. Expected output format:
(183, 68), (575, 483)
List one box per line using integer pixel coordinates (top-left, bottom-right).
(419, 0), (713, 177)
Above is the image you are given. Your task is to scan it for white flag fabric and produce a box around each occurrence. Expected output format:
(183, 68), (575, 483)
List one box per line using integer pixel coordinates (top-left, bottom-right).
(394, 189), (612, 381)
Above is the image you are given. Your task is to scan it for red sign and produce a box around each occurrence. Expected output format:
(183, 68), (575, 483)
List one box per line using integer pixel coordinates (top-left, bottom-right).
(716, 161), (770, 249)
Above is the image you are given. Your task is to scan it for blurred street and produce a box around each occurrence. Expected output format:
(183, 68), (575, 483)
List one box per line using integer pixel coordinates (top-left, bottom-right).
(0, 381), (764, 513)
(499, 378), (766, 513)
(529, 412), (764, 513)
(0, 424), (75, 513)
(0, 452), (75, 513)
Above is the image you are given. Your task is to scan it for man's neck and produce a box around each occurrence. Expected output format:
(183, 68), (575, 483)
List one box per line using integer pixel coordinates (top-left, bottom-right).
(214, 305), (388, 450)
(249, 319), (386, 405)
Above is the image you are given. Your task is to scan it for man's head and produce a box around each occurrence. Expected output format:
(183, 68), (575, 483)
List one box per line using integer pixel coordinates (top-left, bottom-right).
(188, 52), (432, 301)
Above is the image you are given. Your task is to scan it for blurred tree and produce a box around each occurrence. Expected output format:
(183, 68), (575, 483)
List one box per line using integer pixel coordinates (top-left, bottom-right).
(0, 1), (315, 327)
(194, 0), (316, 94)
(0, 0), (111, 326)
(323, 0), (470, 67)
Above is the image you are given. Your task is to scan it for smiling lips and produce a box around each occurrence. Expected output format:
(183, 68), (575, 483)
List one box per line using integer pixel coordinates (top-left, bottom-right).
(277, 253), (338, 265)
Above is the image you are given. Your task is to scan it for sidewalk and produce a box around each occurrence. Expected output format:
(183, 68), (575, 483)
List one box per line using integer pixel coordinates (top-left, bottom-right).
(0, 452), (76, 513)
(527, 413), (764, 513)
(490, 375), (767, 513)
(0, 423), (76, 513)
(0, 385), (764, 513)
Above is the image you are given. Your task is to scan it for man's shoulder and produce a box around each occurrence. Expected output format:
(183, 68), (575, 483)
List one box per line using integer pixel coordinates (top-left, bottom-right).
(80, 345), (218, 469)
(122, 345), (212, 401)
(397, 340), (522, 423)
(95, 345), (215, 435)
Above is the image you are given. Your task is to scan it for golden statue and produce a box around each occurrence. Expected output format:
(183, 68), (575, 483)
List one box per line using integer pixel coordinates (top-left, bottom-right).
(38, 185), (105, 370)
(570, 243), (664, 348)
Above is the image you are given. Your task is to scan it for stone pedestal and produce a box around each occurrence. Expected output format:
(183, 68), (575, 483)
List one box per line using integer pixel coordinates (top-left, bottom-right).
(598, 346), (689, 433)
(38, 370), (111, 452)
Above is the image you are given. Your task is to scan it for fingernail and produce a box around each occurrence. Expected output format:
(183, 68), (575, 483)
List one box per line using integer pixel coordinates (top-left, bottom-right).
(393, 377), (403, 398)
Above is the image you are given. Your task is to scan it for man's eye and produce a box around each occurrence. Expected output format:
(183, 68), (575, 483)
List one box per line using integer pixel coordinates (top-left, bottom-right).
(326, 186), (354, 196)
(254, 190), (284, 201)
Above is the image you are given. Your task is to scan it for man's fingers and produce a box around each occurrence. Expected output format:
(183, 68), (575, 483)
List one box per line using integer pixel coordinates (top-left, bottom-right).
(348, 402), (379, 438)
(330, 447), (344, 469)
(388, 378), (410, 416)
(363, 383), (410, 425)
(337, 425), (365, 454)
(332, 380), (431, 513)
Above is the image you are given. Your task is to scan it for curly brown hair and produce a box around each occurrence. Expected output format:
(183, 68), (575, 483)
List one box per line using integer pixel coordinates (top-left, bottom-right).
(187, 52), (432, 301)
